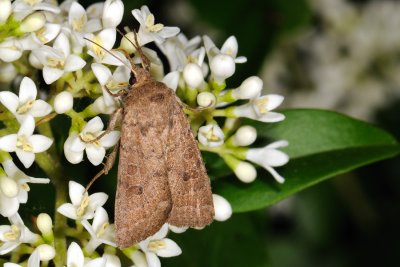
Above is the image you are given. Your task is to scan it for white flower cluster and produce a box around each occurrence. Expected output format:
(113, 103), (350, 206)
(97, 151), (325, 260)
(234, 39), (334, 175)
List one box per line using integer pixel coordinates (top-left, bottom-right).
(0, 0), (287, 265)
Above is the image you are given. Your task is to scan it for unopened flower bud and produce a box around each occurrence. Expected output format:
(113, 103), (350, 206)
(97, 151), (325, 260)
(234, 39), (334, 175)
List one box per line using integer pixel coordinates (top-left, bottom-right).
(234, 161), (257, 183)
(102, 0), (124, 28)
(0, 63), (16, 83)
(120, 32), (136, 54)
(213, 194), (232, 221)
(28, 52), (43, 69)
(37, 213), (53, 235)
(54, 91), (73, 114)
(0, 0), (12, 23)
(20, 12), (46, 33)
(197, 92), (216, 107)
(210, 54), (235, 83)
(183, 63), (204, 89)
(37, 244), (55, 261)
(0, 176), (18, 198)
(231, 125), (257, 146)
(231, 76), (263, 100)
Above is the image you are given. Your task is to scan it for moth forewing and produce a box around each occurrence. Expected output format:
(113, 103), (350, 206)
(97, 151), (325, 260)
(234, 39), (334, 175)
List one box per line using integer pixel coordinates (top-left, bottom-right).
(115, 82), (173, 248)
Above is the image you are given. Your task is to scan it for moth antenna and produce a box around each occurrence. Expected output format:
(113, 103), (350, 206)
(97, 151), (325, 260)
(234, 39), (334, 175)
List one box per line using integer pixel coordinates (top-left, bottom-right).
(117, 28), (151, 71)
(83, 37), (135, 74)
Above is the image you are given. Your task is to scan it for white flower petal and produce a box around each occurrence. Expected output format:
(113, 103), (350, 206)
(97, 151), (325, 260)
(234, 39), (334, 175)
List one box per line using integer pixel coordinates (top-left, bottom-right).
(0, 241), (19, 255)
(86, 145), (105, 166)
(91, 63), (112, 85)
(0, 91), (19, 114)
(0, 134), (17, 152)
(57, 203), (78, 220)
(29, 135), (53, 153)
(99, 131), (120, 148)
(83, 116), (104, 133)
(53, 33), (70, 59)
(67, 242), (84, 267)
(221, 36), (238, 57)
(69, 2), (87, 29)
(152, 224), (169, 240)
(264, 165), (285, 184)
(70, 135), (86, 153)
(64, 55), (86, 72)
(85, 258), (107, 267)
(18, 77), (37, 103)
(258, 112), (285, 123)
(155, 238), (182, 257)
(92, 207), (109, 232)
(64, 134), (84, 164)
(27, 249), (40, 267)
(146, 252), (161, 267)
(0, 192), (19, 217)
(162, 71), (179, 91)
(81, 219), (96, 237)
(18, 116), (35, 136)
(43, 66), (64, 84)
(30, 100), (52, 117)
(88, 192), (108, 210)
(69, 181), (85, 206)
(16, 150), (35, 168)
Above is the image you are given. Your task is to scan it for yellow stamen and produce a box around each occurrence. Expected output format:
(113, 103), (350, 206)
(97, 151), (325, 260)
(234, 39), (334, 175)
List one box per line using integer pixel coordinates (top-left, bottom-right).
(4, 225), (21, 241)
(47, 57), (65, 69)
(205, 129), (221, 142)
(148, 240), (166, 251)
(16, 135), (33, 152)
(80, 132), (101, 146)
(72, 15), (86, 32)
(96, 222), (109, 238)
(255, 98), (269, 114)
(21, 183), (30, 192)
(76, 195), (89, 218)
(145, 14), (164, 32)
(24, 0), (40, 6)
(16, 100), (34, 114)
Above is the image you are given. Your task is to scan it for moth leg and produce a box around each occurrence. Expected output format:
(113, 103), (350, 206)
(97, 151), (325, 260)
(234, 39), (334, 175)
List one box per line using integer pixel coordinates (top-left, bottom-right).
(82, 107), (124, 144)
(35, 112), (57, 126)
(104, 85), (128, 97)
(85, 140), (120, 192)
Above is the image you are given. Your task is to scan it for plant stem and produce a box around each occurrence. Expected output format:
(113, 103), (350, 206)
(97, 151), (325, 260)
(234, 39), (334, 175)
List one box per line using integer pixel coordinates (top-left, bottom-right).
(35, 122), (68, 267)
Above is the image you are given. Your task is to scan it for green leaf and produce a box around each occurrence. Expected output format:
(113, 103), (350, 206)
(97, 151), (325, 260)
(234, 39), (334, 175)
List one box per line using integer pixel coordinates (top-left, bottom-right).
(212, 109), (400, 212)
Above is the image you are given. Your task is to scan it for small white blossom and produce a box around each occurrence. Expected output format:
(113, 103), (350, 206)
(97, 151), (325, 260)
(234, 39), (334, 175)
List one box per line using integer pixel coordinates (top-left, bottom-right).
(54, 91), (74, 114)
(32, 23), (61, 44)
(91, 96), (119, 115)
(82, 206), (116, 250)
(86, 28), (125, 66)
(66, 1), (102, 52)
(102, 0), (124, 28)
(246, 140), (289, 183)
(203, 35), (246, 64)
(132, 5), (180, 45)
(12, 0), (60, 15)
(0, 116), (53, 168)
(92, 63), (130, 106)
(36, 244), (55, 261)
(0, 39), (23, 62)
(57, 181), (108, 220)
(213, 194), (232, 221)
(65, 116), (120, 166)
(162, 71), (179, 91)
(233, 94), (285, 123)
(168, 224), (188, 234)
(209, 54), (236, 83)
(0, 77), (52, 122)
(0, 159), (49, 217)
(0, 213), (39, 255)
(138, 224), (182, 267)
(67, 242), (107, 267)
(158, 34), (204, 71)
(19, 12), (46, 33)
(198, 124), (225, 148)
(4, 249), (40, 267)
(33, 33), (86, 84)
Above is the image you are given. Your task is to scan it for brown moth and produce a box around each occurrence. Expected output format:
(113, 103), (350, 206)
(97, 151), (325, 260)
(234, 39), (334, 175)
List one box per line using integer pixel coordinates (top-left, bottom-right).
(85, 37), (214, 248)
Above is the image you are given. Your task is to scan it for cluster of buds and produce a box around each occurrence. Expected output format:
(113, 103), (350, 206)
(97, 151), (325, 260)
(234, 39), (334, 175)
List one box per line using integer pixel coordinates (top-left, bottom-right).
(0, 0), (288, 266)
